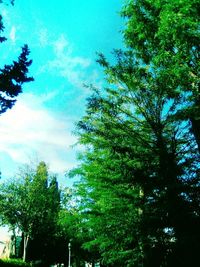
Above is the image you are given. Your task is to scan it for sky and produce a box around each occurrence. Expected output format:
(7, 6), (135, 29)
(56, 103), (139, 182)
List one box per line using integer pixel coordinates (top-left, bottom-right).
(0, 0), (124, 187)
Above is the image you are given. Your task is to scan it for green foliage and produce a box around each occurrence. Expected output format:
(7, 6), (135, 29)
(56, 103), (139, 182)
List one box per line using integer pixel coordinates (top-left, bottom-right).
(121, 0), (200, 151)
(74, 76), (199, 265)
(57, 187), (93, 266)
(71, 0), (200, 266)
(0, 259), (30, 267)
(0, 162), (61, 263)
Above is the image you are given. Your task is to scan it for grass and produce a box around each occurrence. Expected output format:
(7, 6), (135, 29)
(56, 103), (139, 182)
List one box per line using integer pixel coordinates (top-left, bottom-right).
(0, 259), (30, 267)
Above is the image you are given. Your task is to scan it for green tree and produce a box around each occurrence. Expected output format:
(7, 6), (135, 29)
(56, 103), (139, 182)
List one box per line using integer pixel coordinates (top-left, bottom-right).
(0, 162), (61, 263)
(71, 1), (200, 265)
(57, 187), (92, 267)
(74, 78), (198, 266)
(121, 0), (200, 152)
(0, 0), (33, 115)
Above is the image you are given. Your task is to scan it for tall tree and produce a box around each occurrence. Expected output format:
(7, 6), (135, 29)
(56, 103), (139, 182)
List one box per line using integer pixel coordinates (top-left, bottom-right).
(0, 0), (33, 115)
(72, 1), (200, 266)
(121, 0), (200, 152)
(74, 76), (198, 266)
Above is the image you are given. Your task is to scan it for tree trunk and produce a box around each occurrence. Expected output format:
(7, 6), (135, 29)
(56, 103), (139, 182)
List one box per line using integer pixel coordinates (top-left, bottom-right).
(23, 233), (29, 262)
(10, 228), (16, 257)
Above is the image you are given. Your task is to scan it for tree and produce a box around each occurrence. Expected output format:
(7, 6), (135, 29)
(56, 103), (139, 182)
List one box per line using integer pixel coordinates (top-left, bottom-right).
(0, 162), (61, 263)
(71, 148), (144, 266)
(121, 0), (200, 152)
(0, 0), (33, 115)
(58, 187), (93, 266)
(71, 1), (200, 266)
(74, 79), (198, 266)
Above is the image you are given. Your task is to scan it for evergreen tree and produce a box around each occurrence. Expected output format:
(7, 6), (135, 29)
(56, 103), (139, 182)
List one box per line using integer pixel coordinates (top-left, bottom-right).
(121, 0), (200, 152)
(72, 1), (200, 266)
(0, 0), (33, 115)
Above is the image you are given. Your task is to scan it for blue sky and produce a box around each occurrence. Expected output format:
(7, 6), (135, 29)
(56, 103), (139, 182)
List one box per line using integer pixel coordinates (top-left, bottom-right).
(0, 0), (124, 185)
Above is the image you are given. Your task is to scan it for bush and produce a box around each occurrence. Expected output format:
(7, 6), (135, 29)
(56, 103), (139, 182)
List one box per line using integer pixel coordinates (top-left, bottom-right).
(0, 259), (30, 267)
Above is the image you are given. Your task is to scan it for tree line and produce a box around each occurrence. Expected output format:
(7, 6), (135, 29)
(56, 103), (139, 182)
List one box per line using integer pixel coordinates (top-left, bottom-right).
(0, 0), (199, 266)
(70, 0), (200, 266)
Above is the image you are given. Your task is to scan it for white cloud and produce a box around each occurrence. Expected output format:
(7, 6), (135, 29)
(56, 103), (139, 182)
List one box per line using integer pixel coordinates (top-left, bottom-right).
(9, 26), (16, 42)
(38, 28), (48, 47)
(0, 94), (78, 175)
(53, 34), (69, 54)
(1, 8), (8, 20)
(40, 34), (91, 88)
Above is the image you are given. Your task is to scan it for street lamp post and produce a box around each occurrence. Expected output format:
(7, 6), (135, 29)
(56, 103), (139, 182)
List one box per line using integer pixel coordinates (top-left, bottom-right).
(68, 242), (71, 267)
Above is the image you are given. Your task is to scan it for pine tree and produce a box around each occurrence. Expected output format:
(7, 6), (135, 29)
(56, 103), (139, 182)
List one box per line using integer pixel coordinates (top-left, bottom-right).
(121, 0), (200, 152)
(0, 1), (33, 115)
(72, 1), (200, 266)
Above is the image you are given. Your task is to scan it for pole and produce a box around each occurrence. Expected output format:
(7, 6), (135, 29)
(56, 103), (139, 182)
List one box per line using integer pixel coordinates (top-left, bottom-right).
(68, 242), (71, 267)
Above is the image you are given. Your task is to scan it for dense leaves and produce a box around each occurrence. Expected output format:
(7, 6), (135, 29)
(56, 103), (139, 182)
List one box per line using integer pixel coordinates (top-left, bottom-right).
(0, 0), (199, 266)
(0, 162), (61, 263)
(121, 0), (200, 151)
(71, 0), (200, 266)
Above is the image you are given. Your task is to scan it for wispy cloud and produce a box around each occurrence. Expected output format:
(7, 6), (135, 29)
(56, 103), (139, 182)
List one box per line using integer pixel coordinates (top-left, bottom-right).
(0, 93), (77, 175)
(38, 28), (48, 47)
(40, 34), (92, 88)
(9, 25), (16, 43)
(53, 34), (69, 54)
